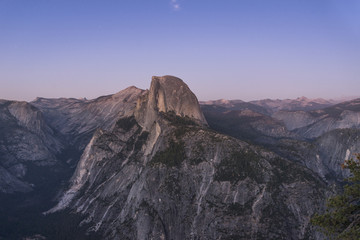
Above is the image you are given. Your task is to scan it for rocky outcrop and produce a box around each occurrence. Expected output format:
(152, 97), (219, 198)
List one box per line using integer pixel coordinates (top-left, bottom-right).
(272, 111), (317, 131)
(312, 128), (360, 180)
(135, 75), (207, 129)
(253, 127), (360, 184)
(49, 76), (327, 239)
(294, 111), (360, 139)
(32, 86), (146, 149)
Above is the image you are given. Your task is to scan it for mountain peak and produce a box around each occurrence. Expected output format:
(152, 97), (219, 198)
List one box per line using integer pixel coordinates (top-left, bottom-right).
(296, 96), (309, 101)
(135, 75), (207, 128)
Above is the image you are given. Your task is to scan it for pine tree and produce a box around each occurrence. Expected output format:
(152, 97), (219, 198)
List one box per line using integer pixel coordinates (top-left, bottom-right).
(311, 153), (360, 239)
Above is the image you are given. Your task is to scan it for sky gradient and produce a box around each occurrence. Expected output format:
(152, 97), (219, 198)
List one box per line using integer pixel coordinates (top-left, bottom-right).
(1, 0), (359, 101)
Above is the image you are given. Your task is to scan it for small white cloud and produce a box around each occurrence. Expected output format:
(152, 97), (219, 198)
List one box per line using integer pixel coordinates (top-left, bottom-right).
(170, 0), (181, 10)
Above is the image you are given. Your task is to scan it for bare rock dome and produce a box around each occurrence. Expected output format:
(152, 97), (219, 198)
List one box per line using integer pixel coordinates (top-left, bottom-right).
(135, 75), (207, 129)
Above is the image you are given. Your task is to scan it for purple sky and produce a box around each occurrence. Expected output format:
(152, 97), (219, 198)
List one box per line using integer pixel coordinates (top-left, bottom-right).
(1, 0), (359, 101)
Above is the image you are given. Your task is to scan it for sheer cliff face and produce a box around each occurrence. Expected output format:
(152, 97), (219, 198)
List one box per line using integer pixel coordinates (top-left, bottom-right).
(149, 76), (207, 125)
(50, 76), (326, 239)
(135, 76), (207, 130)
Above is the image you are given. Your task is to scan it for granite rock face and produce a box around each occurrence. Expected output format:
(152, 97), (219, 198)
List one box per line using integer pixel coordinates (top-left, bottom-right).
(273, 99), (360, 139)
(266, 129), (360, 184)
(50, 76), (327, 239)
(32, 86), (146, 149)
(272, 110), (317, 131)
(307, 128), (360, 181)
(135, 75), (207, 129)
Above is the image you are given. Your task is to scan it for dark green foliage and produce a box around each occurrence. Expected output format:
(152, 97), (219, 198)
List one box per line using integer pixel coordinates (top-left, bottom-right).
(134, 131), (149, 151)
(214, 150), (261, 183)
(226, 202), (252, 216)
(189, 143), (206, 165)
(189, 157), (204, 165)
(160, 111), (197, 139)
(161, 111), (196, 127)
(174, 126), (188, 138)
(32, 210), (101, 240)
(160, 173), (181, 198)
(311, 154), (360, 239)
(272, 157), (315, 182)
(0, 196), (100, 240)
(203, 109), (262, 143)
(151, 141), (186, 167)
(0, 143), (89, 240)
(55, 146), (83, 166)
(222, 235), (247, 240)
(115, 116), (137, 131)
(200, 102), (270, 116)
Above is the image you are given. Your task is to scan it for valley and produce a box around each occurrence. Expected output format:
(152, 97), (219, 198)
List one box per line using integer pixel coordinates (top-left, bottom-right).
(1, 76), (359, 239)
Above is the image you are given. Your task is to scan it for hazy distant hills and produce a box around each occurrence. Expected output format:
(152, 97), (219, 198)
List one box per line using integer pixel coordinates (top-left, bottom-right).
(200, 100), (270, 115)
(201, 97), (360, 142)
(200, 96), (341, 115)
(1, 77), (360, 239)
(201, 97), (360, 183)
(200, 96), (341, 144)
(250, 96), (338, 113)
(273, 98), (360, 138)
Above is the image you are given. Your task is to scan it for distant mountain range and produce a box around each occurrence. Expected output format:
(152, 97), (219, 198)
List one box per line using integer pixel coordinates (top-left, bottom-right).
(1, 76), (359, 239)
(200, 96), (360, 183)
(201, 96), (344, 114)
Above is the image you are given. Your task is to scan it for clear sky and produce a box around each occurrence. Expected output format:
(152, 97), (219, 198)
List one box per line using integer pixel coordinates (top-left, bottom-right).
(1, 0), (359, 101)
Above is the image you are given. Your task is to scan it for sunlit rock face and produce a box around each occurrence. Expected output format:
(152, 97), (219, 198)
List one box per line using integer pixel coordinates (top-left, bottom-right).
(135, 75), (207, 130)
(32, 86), (146, 150)
(49, 76), (326, 240)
